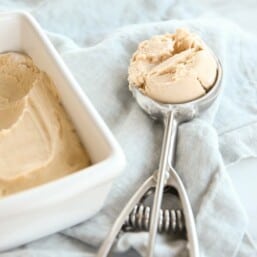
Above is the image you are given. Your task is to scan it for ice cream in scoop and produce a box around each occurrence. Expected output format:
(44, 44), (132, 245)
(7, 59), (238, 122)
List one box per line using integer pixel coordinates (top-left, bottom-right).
(128, 29), (217, 103)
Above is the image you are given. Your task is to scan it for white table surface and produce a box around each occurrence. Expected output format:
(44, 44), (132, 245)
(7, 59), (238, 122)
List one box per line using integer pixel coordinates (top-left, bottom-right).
(227, 158), (257, 242)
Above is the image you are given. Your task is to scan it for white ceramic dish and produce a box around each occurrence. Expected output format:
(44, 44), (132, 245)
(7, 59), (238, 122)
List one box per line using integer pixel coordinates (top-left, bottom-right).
(0, 11), (125, 251)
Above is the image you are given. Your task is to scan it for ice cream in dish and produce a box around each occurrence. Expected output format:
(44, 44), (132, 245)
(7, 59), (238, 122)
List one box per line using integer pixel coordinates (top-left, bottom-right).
(128, 29), (217, 104)
(0, 52), (90, 197)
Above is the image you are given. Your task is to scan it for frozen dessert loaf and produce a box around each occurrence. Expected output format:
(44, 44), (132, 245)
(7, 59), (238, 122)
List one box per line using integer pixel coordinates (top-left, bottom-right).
(0, 52), (90, 197)
(128, 29), (217, 103)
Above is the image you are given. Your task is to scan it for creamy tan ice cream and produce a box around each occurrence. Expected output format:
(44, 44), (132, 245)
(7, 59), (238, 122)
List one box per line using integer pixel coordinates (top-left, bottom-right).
(0, 53), (90, 197)
(128, 29), (217, 103)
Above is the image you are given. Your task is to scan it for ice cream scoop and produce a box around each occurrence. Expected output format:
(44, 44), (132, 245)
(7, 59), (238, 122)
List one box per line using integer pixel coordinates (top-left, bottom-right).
(97, 30), (222, 257)
(128, 54), (222, 257)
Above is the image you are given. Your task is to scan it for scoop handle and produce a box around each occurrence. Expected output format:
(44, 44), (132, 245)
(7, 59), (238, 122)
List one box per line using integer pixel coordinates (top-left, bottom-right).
(147, 110), (178, 257)
(96, 176), (156, 257)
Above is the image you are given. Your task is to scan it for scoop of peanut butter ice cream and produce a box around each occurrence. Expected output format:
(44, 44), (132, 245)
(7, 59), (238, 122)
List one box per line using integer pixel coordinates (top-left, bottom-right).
(128, 29), (217, 103)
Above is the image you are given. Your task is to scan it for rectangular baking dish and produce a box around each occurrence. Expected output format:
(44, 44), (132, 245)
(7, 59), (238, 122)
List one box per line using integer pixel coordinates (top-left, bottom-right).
(0, 11), (125, 251)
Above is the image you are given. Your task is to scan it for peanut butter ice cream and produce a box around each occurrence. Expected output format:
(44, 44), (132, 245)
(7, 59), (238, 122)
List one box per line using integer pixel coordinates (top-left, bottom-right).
(0, 53), (90, 197)
(128, 29), (217, 103)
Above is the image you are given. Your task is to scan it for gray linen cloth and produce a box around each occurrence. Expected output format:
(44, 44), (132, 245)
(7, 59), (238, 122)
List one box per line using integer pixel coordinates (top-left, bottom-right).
(1, 0), (257, 256)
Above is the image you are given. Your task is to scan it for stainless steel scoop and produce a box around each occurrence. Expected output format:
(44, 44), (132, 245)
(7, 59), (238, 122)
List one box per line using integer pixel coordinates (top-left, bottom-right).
(97, 52), (222, 257)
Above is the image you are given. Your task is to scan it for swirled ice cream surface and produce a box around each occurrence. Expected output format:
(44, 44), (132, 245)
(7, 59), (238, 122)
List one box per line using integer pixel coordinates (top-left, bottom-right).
(128, 29), (217, 103)
(0, 53), (90, 197)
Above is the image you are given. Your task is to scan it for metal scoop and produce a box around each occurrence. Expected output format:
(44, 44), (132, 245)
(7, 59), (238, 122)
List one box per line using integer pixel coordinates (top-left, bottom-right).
(97, 51), (222, 257)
